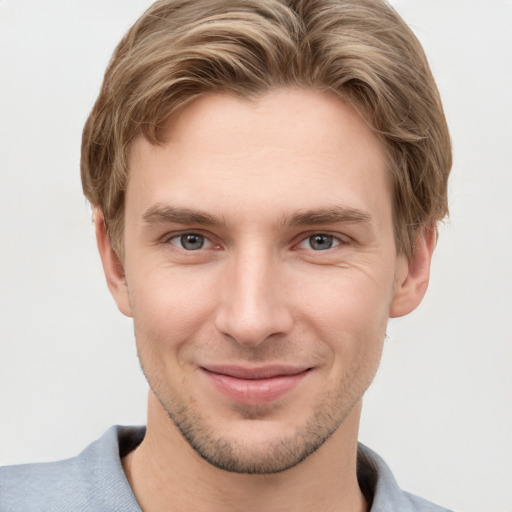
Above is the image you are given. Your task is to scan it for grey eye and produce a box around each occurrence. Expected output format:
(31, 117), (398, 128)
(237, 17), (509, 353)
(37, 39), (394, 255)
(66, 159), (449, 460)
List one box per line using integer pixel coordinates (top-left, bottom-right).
(308, 234), (334, 250)
(179, 233), (205, 250)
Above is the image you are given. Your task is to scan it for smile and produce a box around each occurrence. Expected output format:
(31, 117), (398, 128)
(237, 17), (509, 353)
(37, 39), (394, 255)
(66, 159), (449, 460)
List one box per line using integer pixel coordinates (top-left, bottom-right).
(200, 365), (312, 405)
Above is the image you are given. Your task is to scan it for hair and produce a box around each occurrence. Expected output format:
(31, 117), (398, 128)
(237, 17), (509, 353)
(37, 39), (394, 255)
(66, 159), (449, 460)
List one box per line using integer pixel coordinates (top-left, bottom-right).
(81, 0), (451, 258)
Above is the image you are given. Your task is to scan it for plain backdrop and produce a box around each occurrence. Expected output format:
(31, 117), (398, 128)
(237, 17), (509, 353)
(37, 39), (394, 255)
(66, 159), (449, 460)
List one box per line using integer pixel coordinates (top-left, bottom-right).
(1, 1), (511, 511)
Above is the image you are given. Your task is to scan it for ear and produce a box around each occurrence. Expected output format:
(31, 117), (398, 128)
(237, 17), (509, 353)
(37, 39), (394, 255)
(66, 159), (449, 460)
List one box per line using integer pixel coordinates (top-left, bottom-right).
(94, 210), (133, 317)
(389, 226), (437, 318)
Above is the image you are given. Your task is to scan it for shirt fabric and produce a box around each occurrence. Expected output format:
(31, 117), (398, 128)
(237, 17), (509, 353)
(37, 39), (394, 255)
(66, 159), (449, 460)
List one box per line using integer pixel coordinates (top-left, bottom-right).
(0, 425), (453, 511)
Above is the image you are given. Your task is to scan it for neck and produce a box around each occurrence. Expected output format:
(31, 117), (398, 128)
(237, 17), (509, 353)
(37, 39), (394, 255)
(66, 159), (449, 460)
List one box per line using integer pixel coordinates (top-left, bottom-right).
(123, 393), (367, 512)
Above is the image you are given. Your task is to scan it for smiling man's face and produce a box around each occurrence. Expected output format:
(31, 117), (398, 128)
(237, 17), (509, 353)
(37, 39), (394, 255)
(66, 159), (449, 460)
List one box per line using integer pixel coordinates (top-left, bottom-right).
(97, 89), (428, 474)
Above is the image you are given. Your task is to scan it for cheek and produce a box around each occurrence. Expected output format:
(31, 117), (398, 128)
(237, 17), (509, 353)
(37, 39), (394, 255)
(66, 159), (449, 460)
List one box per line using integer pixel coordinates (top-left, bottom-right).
(128, 267), (218, 356)
(298, 266), (393, 326)
(294, 267), (393, 363)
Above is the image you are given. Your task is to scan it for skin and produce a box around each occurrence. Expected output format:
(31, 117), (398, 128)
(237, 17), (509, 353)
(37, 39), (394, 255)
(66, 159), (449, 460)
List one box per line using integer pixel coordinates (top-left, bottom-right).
(96, 89), (435, 512)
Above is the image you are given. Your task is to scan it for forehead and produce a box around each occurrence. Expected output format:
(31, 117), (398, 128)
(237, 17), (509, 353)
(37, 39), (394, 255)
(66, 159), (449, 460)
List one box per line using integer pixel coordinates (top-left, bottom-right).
(126, 89), (391, 227)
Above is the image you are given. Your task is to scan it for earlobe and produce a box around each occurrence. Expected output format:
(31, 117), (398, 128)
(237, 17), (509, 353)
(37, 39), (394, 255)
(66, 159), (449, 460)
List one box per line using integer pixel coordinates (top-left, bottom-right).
(94, 210), (133, 318)
(389, 226), (437, 318)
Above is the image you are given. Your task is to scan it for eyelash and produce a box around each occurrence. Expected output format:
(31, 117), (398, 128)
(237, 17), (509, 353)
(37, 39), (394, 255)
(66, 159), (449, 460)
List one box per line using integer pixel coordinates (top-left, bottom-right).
(162, 231), (349, 252)
(164, 232), (216, 251)
(297, 233), (348, 251)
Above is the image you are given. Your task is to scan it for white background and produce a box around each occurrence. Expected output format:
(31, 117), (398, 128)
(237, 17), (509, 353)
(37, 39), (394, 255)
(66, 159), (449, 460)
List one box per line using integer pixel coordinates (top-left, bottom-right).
(0, 1), (511, 511)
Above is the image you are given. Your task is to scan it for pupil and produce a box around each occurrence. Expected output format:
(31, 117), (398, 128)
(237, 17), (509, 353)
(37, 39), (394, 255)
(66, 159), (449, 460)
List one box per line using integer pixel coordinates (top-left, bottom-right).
(310, 234), (332, 250)
(181, 234), (204, 250)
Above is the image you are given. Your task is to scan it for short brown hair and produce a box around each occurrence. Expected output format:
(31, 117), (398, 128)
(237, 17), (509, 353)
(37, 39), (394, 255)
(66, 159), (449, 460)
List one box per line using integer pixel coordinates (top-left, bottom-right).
(81, 0), (451, 258)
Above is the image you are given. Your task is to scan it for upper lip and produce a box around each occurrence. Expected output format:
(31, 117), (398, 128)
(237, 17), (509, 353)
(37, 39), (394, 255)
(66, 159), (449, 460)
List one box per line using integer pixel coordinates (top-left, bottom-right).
(201, 365), (311, 380)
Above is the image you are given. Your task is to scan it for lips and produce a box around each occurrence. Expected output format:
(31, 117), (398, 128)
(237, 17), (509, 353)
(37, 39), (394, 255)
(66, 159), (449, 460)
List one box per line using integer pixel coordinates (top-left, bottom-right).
(200, 365), (311, 405)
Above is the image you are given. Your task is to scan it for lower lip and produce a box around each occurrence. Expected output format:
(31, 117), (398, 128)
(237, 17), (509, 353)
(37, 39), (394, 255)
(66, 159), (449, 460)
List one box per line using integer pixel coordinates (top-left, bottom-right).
(202, 369), (310, 405)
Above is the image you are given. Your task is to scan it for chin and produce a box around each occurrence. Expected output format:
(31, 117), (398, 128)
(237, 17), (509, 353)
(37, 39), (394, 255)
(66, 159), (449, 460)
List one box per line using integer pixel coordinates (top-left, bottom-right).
(152, 382), (359, 474)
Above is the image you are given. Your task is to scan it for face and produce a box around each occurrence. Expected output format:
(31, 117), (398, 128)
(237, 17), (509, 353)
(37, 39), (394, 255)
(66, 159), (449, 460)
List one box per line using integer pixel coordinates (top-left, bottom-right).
(102, 89), (423, 474)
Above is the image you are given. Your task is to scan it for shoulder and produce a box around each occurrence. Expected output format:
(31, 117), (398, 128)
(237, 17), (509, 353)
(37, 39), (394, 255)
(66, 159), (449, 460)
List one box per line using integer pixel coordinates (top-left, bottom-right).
(402, 491), (455, 512)
(0, 455), (88, 512)
(0, 425), (144, 512)
(357, 443), (455, 512)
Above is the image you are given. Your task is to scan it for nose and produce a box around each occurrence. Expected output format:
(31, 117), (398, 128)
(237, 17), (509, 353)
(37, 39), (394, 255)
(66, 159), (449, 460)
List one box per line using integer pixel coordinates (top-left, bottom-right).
(214, 247), (293, 346)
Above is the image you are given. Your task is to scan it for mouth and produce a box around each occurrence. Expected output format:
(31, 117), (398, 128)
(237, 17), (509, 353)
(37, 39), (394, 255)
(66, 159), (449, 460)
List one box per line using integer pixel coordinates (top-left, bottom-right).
(200, 365), (312, 405)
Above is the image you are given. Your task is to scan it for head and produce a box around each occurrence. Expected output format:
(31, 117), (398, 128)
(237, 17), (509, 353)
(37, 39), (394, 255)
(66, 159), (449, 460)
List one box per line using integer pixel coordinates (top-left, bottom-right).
(82, 0), (451, 475)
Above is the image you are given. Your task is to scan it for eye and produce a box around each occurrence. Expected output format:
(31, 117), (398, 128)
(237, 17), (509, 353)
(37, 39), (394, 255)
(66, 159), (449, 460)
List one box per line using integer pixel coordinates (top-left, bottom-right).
(298, 234), (341, 251)
(169, 233), (210, 251)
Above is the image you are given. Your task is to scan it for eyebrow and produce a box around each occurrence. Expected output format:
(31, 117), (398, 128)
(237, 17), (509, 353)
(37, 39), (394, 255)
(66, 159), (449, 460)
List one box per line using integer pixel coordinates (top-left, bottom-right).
(142, 204), (226, 227)
(285, 206), (372, 227)
(142, 204), (372, 229)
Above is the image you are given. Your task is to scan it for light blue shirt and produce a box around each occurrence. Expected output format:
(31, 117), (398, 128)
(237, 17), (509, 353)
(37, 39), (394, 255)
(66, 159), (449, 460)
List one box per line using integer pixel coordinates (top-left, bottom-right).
(0, 426), (453, 511)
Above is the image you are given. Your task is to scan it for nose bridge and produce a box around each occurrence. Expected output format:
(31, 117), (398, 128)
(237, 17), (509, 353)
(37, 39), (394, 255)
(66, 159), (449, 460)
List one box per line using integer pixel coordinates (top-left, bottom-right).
(215, 242), (292, 345)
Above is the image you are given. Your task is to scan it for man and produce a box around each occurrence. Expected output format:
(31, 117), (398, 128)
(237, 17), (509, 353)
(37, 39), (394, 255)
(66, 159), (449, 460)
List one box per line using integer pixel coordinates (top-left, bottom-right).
(0, 0), (453, 510)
